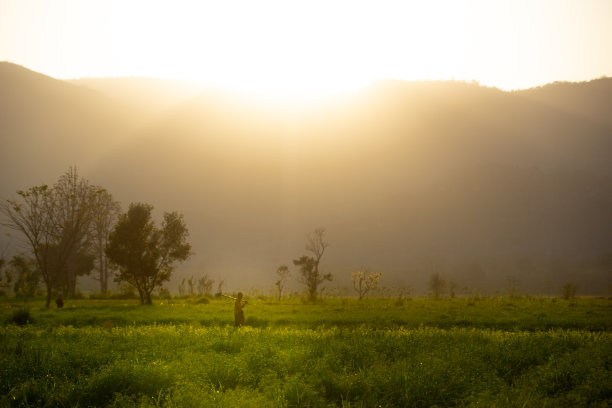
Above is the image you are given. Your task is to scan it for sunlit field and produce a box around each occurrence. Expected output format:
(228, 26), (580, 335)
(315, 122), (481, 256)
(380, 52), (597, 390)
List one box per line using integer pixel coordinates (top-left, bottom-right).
(1, 296), (610, 407)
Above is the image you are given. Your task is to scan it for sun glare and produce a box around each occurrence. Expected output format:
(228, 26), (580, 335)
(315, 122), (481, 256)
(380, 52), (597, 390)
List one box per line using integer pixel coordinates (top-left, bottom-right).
(102, 1), (476, 99)
(5, 0), (609, 96)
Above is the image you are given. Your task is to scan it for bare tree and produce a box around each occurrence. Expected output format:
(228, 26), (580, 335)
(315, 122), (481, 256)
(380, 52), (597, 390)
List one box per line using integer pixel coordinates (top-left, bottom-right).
(1, 185), (63, 307)
(90, 188), (120, 295)
(306, 228), (329, 271)
(352, 268), (383, 300)
(52, 167), (99, 298)
(275, 265), (291, 300)
(1, 168), (112, 306)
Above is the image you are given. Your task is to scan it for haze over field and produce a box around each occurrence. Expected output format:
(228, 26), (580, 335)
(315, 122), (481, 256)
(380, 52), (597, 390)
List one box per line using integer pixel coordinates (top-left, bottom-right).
(1, 62), (611, 295)
(1, 1), (612, 295)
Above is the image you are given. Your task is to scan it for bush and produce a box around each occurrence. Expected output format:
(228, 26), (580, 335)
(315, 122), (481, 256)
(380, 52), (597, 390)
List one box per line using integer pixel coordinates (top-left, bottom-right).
(10, 307), (32, 325)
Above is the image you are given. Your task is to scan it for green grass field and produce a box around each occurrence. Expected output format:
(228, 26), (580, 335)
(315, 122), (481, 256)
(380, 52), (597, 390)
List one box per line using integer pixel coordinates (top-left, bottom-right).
(1, 296), (611, 407)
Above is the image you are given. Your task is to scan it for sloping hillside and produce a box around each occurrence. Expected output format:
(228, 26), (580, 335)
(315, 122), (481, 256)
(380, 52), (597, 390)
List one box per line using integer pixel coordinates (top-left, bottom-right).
(1, 63), (611, 293)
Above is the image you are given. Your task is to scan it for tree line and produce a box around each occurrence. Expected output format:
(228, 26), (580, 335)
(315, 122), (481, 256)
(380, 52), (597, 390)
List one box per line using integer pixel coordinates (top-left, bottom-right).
(0, 167), (191, 306)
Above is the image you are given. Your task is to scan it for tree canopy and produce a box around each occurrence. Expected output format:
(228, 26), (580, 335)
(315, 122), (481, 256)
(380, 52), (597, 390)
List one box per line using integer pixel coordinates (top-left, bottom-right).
(106, 202), (191, 305)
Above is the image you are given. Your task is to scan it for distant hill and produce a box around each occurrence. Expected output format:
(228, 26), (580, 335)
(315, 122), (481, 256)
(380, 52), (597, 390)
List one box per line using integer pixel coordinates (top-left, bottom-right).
(1, 62), (611, 294)
(0, 62), (145, 194)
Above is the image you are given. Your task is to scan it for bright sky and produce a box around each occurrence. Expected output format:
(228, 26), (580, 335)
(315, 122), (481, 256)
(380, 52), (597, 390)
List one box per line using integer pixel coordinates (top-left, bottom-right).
(1, 0), (611, 96)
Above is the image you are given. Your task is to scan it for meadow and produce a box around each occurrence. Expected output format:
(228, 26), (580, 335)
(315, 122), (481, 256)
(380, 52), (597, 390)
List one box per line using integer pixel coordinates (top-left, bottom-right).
(1, 295), (610, 407)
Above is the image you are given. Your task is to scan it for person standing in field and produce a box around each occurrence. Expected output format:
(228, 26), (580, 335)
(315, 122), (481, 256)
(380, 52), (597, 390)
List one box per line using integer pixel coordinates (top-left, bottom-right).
(234, 292), (248, 326)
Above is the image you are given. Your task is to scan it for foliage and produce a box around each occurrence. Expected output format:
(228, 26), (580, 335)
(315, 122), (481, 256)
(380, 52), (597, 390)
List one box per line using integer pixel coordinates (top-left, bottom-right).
(352, 268), (383, 300)
(294, 255), (332, 302)
(106, 203), (192, 305)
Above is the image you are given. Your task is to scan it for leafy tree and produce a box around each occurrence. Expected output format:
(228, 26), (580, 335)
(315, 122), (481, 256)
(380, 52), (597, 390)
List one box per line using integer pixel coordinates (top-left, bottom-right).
(428, 272), (446, 299)
(275, 265), (291, 300)
(9, 255), (40, 302)
(294, 255), (331, 301)
(106, 203), (192, 305)
(352, 268), (383, 300)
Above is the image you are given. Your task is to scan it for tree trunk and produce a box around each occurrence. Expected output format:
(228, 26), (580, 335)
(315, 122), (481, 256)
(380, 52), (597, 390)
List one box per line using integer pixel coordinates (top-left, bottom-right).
(145, 291), (153, 305)
(67, 250), (77, 298)
(45, 283), (52, 308)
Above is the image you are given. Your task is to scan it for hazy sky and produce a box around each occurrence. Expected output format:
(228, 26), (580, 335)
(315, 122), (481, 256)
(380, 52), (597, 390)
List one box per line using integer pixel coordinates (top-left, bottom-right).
(1, 0), (611, 96)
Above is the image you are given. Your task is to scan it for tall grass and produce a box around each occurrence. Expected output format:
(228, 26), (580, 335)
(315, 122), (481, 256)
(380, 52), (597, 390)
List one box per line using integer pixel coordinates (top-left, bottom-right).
(0, 296), (610, 407)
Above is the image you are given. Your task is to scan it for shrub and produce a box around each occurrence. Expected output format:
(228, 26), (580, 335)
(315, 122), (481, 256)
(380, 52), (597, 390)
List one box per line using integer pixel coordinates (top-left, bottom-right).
(10, 307), (32, 325)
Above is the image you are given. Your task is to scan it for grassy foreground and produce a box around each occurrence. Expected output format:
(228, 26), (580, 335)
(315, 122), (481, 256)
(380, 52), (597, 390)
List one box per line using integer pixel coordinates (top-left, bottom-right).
(1, 296), (611, 407)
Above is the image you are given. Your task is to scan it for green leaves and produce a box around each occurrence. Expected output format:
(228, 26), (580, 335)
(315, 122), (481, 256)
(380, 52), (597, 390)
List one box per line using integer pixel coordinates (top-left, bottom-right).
(106, 203), (191, 305)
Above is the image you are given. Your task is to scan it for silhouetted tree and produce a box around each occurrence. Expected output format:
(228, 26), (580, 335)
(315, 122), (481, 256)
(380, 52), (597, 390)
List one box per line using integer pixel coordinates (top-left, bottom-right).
(275, 265), (290, 300)
(352, 268), (383, 300)
(1, 185), (56, 306)
(53, 168), (101, 298)
(294, 256), (331, 301)
(428, 272), (446, 299)
(306, 228), (329, 274)
(0, 168), (107, 306)
(106, 203), (192, 305)
(90, 189), (120, 295)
